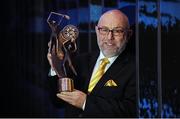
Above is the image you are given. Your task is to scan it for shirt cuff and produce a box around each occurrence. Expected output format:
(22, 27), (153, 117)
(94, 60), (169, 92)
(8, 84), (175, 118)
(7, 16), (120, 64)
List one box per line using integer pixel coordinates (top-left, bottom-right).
(82, 98), (86, 110)
(48, 68), (57, 76)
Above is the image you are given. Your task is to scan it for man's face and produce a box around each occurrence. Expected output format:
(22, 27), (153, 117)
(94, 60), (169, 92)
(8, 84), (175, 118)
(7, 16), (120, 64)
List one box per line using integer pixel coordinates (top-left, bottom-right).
(96, 11), (129, 58)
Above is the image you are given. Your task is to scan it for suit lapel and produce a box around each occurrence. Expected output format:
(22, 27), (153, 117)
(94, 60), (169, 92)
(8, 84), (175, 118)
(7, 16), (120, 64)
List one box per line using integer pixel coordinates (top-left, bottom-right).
(83, 52), (99, 93)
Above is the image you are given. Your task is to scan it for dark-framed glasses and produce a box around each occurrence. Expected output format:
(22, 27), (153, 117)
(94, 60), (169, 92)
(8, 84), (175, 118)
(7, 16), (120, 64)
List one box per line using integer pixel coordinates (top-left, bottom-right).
(97, 26), (128, 36)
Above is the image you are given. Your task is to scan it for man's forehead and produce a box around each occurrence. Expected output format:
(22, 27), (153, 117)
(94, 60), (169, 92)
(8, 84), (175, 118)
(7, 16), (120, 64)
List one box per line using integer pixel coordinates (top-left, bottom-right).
(98, 10), (129, 29)
(98, 17), (125, 29)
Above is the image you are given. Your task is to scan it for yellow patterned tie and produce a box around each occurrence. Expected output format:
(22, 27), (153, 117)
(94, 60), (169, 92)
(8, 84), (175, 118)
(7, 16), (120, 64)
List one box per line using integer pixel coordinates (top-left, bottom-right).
(88, 58), (110, 93)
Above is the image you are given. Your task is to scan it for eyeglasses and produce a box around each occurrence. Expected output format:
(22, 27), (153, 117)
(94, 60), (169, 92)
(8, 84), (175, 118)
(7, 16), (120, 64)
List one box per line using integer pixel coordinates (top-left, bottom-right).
(97, 26), (128, 36)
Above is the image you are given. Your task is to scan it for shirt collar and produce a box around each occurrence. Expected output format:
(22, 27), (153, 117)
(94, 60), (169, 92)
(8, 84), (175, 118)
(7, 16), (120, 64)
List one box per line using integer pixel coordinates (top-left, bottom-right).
(97, 51), (119, 65)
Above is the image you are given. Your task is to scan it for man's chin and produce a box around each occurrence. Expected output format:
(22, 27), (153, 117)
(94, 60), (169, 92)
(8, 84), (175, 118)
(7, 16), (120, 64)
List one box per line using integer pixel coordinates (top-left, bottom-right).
(102, 51), (118, 58)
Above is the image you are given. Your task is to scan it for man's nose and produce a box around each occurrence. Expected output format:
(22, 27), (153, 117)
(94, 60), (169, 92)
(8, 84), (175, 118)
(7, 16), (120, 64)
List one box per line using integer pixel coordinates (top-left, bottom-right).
(107, 31), (114, 40)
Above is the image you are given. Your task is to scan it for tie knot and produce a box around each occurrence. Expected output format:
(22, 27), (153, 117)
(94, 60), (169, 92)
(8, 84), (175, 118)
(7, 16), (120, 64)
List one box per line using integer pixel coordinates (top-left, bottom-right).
(100, 58), (110, 67)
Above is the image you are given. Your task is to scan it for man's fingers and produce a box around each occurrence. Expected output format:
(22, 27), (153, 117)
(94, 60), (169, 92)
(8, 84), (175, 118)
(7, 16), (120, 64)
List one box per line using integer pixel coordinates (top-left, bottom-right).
(48, 40), (52, 53)
(47, 39), (56, 55)
(47, 52), (51, 59)
(57, 92), (77, 102)
(60, 92), (74, 97)
(48, 40), (52, 47)
(58, 96), (71, 102)
(47, 53), (52, 63)
(56, 90), (87, 109)
(56, 38), (59, 52)
(51, 44), (55, 54)
(57, 93), (72, 103)
(56, 93), (80, 107)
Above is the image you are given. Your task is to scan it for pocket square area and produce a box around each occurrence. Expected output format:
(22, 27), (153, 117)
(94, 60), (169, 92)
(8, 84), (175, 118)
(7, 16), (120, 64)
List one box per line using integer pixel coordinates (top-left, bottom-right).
(104, 80), (118, 86)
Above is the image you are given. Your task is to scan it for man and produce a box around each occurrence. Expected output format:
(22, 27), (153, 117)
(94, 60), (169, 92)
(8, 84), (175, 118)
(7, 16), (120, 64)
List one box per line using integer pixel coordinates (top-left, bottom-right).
(47, 9), (136, 117)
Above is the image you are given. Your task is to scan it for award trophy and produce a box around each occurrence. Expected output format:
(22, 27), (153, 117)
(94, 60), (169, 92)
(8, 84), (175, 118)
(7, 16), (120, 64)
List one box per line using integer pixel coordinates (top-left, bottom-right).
(47, 12), (79, 92)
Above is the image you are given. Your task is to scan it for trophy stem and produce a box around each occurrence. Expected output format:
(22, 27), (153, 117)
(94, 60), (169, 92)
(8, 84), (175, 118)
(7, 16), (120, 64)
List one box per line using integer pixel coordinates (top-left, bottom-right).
(58, 77), (74, 92)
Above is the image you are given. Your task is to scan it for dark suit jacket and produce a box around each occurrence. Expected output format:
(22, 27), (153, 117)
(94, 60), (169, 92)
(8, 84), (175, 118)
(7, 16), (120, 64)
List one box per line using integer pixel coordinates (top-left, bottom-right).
(49, 49), (136, 117)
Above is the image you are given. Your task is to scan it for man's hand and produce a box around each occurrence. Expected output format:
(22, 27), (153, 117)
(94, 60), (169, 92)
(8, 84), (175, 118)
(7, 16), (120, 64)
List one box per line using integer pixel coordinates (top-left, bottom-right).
(47, 39), (64, 77)
(57, 89), (87, 109)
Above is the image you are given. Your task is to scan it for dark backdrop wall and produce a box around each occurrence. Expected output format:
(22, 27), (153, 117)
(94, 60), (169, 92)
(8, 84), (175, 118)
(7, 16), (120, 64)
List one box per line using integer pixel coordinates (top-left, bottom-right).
(138, 0), (180, 117)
